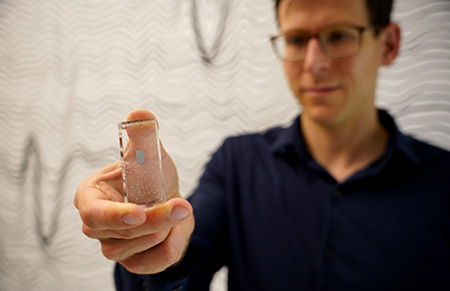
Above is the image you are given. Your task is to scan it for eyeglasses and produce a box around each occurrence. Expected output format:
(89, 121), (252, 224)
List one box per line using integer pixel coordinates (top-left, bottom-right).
(270, 24), (372, 61)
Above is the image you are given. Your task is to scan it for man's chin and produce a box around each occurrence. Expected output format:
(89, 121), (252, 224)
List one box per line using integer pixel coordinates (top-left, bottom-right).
(302, 108), (342, 127)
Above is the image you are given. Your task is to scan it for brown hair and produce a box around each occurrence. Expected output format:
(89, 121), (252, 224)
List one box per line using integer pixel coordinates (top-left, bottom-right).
(274, 0), (393, 35)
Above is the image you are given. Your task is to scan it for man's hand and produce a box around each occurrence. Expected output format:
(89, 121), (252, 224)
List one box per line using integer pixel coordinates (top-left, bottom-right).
(74, 109), (195, 274)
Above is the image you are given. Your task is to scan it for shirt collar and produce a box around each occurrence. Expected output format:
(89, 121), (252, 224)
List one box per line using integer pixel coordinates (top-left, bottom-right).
(270, 115), (308, 163)
(378, 109), (420, 165)
(271, 109), (421, 166)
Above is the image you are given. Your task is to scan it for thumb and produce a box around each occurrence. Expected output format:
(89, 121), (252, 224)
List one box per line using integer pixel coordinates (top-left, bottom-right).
(120, 109), (166, 206)
(126, 109), (158, 125)
(123, 109), (159, 149)
(122, 109), (180, 201)
(125, 109), (171, 158)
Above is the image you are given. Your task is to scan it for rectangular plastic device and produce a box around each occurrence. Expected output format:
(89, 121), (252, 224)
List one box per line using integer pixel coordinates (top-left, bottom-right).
(118, 118), (166, 207)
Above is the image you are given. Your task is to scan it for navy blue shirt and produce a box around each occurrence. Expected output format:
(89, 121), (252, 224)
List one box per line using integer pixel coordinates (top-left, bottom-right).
(115, 110), (450, 291)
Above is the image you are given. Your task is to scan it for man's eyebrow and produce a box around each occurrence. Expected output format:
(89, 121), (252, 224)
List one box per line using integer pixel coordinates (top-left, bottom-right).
(281, 22), (367, 34)
(282, 28), (309, 35)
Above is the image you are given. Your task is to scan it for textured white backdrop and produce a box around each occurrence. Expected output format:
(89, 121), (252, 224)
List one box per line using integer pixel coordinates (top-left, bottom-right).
(0, 0), (449, 290)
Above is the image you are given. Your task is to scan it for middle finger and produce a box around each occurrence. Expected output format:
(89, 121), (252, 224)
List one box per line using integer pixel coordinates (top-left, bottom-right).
(100, 229), (170, 262)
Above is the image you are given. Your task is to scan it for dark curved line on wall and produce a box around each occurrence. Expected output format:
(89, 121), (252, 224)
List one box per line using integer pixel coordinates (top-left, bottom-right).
(192, 0), (230, 65)
(19, 136), (48, 246)
(18, 136), (64, 248)
(8, 135), (116, 250)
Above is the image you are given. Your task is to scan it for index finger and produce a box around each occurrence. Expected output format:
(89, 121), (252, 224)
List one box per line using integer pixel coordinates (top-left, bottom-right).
(82, 198), (193, 240)
(76, 179), (147, 231)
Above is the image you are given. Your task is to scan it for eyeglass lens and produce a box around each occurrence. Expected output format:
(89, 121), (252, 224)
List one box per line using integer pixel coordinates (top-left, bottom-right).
(272, 25), (363, 60)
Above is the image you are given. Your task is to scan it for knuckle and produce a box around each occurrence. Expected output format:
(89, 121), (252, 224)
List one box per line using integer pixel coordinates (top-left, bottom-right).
(161, 243), (182, 266)
(101, 242), (121, 261)
(79, 207), (96, 229)
(152, 230), (169, 243)
(116, 229), (136, 239)
(81, 223), (96, 238)
(120, 260), (147, 274)
(73, 196), (79, 209)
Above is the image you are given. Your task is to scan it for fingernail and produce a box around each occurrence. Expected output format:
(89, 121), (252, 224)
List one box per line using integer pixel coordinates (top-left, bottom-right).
(171, 207), (189, 220)
(122, 213), (144, 225)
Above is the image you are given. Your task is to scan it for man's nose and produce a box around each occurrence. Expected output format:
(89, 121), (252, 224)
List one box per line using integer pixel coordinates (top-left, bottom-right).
(302, 38), (331, 74)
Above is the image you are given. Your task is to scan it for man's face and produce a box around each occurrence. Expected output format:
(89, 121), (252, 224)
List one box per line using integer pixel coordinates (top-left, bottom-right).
(278, 0), (387, 127)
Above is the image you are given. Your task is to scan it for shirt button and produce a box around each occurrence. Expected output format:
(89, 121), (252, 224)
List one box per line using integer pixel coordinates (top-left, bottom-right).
(326, 248), (335, 259)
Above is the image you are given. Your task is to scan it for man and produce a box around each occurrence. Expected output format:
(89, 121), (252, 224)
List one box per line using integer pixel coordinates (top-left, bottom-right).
(75, 0), (450, 290)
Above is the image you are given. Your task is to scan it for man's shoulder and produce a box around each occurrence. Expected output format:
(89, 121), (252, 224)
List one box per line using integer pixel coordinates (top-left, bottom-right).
(222, 124), (289, 149)
(382, 109), (450, 166)
(204, 125), (291, 172)
(401, 133), (450, 167)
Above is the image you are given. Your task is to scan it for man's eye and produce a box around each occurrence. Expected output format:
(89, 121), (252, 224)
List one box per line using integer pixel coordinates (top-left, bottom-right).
(326, 30), (356, 43)
(286, 36), (307, 46)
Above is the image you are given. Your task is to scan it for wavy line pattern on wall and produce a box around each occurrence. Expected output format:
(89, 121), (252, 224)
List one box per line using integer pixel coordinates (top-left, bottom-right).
(0, 0), (449, 290)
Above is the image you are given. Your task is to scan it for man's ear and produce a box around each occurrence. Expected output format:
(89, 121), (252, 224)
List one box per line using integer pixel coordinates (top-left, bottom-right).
(381, 22), (401, 66)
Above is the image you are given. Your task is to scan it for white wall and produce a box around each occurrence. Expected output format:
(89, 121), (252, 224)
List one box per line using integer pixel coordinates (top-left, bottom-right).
(0, 0), (449, 290)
